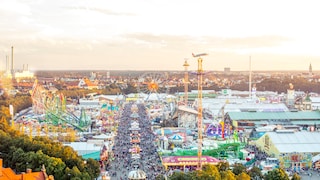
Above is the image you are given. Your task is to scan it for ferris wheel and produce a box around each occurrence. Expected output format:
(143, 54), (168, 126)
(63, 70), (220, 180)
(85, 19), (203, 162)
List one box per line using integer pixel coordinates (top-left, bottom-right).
(137, 72), (169, 100)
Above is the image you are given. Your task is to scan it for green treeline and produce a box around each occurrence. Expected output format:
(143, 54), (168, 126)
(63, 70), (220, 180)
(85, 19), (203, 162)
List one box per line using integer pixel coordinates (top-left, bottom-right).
(159, 163), (301, 180)
(0, 93), (32, 122)
(0, 118), (100, 179)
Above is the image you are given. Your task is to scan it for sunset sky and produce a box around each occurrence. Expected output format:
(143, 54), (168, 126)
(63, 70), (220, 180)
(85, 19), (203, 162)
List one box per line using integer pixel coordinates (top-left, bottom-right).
(0, 0), (319, 71)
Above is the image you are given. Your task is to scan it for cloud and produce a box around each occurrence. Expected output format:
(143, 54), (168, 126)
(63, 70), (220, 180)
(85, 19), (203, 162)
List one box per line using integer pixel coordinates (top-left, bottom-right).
(62, 6), (136, 16)
(201, 35), (292, 49)
(120, 33), (291, 53)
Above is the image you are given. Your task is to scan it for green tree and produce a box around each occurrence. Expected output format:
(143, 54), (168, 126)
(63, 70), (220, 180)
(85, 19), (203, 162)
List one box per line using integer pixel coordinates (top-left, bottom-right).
(264, 168), (289, 180)
(44, 155), (66, 178)
(217, 161), (230, 172)
(248, 166), (263, 180)
(65, 166), (82, 179)
(201, 164), (221, 180)
(0, 125), (100, 179)
(122, 83), (137, 94)
(84, 158), (101, 179)
(220, 170), (236, 180)
(170, 171), (190, 180)
(232, 163), (247, 175)
(11, 147), (29, 172)
(0, 106), (11, 122)
(236, 172), (250, 180)
(291, 173), (301, 180)
(156, 174), (166, 180)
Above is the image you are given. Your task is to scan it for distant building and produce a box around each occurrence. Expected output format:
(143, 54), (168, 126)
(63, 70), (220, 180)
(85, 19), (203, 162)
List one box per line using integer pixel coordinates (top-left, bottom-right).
(90, 72), (96, 80)
(224, 67), (231, 73)
(309, 63), (313, 77)
(255, 131), (320, 170)
(227, 111), (320, 130)
(65, 81), (80, 90)
(294, 94), (312, 111)
(78, 78), (99, 90)
(177, 106), (198, 129)
(15, 69), (34, 79)
(286, 83), (295, 108)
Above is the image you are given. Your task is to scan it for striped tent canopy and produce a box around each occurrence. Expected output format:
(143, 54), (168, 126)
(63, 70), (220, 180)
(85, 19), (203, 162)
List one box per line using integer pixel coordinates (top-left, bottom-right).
(169, 134), (183, 140)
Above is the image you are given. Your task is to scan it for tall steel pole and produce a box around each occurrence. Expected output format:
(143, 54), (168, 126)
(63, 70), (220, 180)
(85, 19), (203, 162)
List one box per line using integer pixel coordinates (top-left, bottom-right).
(183, 59), (189, 106)
(249, 56), (252, 98)
(192, 53), (207, 170)
(11, 46), (14, 76)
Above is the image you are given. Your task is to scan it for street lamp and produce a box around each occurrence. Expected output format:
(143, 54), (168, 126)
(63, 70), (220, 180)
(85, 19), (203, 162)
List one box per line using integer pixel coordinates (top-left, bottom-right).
(192, 52), (208, 170)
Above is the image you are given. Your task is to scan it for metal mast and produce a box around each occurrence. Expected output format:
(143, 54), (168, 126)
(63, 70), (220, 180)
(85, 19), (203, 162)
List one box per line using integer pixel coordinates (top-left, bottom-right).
(192, 53), (207, 170)
(183, 59), (189, 106)
(249, 56), (252, 98)
(11, 46), (14, 76)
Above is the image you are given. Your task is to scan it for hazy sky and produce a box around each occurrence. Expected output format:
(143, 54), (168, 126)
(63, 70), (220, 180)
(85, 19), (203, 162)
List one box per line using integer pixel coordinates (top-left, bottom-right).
(1, 0), (319, 71)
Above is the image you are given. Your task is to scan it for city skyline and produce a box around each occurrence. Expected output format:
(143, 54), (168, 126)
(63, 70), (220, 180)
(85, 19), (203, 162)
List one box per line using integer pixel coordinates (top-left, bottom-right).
(0, 0), (319, 71)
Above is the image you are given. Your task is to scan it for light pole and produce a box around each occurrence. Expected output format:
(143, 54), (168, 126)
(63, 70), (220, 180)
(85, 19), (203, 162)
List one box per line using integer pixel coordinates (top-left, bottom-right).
(192, 53), (208, 170)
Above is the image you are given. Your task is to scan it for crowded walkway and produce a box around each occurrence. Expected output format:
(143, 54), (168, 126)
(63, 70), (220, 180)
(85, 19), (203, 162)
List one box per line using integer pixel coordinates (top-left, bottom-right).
(107, 102), (166, 179)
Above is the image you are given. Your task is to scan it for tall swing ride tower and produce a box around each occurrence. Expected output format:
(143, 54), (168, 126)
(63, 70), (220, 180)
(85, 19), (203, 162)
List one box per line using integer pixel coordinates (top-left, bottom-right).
(192, 52), (208, 170)
(183, 59), (189, 106)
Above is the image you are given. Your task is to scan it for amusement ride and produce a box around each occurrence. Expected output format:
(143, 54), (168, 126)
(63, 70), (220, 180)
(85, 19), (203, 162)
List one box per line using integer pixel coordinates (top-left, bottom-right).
(30, 80), (91, 132)
(193, 52), (208, 170)
(137, 72), (170, 101)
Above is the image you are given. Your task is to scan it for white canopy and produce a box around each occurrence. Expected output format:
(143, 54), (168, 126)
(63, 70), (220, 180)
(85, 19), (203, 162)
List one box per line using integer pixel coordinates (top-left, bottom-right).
(128, 169), (146, 180)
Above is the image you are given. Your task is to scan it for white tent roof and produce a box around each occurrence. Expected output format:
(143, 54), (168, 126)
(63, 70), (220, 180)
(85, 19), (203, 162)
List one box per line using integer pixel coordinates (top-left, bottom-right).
(63, 142), (103, 155)
(131, 121), (139, 126)
(178, 106), (198, 114)
(169, 134), (183, 140)
(145, 93), (160, 101)
(92, 134), (113, 139)
(128, 169), (146, 180)
(265, 131), (320, 153)
(312, 154), (320, 163)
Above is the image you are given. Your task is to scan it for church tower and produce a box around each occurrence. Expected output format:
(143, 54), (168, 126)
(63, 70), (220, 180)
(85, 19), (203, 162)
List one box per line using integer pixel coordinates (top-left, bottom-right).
(309, 63), (313, 78)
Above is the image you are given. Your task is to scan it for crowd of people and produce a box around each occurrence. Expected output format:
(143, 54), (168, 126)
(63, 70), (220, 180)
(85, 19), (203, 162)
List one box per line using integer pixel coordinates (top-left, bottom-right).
(107, 102), (166, 179)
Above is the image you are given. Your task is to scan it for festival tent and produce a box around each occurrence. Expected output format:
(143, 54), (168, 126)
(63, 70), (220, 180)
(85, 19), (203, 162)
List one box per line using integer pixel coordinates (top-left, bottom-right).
(130, 113), (140, 118)
(312, 154), (320, 163)
(129, 127), (141, 131)
(131, 121), (139, 126)
(82, 151), (100, 160)
(132, 154), (141, 159)
(128, 169), (147, 180)
(162, 156), (220, 168)
(92, 134), (113, 140)
(144, 93), (160, 101)
(169, 134), (184, 143)
(155, 128), (173, 135)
